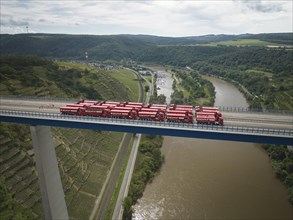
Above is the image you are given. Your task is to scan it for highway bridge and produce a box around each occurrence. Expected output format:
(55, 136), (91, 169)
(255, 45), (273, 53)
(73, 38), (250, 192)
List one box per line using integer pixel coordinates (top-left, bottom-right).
(0, 97), (292, 145)
(1, 97), (292, 219)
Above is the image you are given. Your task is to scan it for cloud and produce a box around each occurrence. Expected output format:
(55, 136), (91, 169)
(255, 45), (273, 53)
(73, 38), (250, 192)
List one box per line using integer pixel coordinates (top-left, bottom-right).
(0, 0), (292, 36)
(237, 0), (285, 13)
(1, 16), (29, 26)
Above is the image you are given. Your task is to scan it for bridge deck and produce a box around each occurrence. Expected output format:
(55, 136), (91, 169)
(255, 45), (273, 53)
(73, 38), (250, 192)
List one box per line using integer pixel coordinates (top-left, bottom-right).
(1, 109), (292, 145)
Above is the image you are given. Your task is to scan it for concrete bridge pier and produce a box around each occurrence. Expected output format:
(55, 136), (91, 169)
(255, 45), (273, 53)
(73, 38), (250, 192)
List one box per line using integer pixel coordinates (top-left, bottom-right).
(30, 125), (69, 220)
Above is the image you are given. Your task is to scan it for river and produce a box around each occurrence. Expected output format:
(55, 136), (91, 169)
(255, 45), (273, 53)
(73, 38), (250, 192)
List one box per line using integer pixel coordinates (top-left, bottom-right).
(156, 70), (173, 104)
(133, 70), (292, 219)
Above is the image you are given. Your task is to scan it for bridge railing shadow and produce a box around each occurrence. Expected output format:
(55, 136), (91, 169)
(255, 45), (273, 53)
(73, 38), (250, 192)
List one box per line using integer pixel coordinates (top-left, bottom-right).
(1, 109), (292, 137)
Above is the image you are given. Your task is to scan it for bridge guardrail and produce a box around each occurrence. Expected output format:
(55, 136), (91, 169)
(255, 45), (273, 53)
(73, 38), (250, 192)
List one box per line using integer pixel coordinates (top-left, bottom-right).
(217, 106), (292, 114)
(1, 109), (292, 138)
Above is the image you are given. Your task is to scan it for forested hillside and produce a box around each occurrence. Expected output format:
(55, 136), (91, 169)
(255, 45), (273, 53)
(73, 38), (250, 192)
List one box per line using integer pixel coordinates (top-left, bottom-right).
(0, 56), (131, 101)
(0, 56), (137, 219)
(191, 47), (293, 109)
(139, 45), (238, 66)
(126, 32), (292, 45)
(0, 34), (154, 60)
(1, 33), (292, 109)
(138, 45), (292, 110)
(1, 33), (291, 61)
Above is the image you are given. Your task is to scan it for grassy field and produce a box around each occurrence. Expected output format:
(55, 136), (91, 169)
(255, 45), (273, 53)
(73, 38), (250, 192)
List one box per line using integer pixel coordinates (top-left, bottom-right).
(109, 69), (140, 101)
(57, 62), (131, 101)
(57, 61), (100, 72)
(203, 39), (289, 47)
(245, 69), (273, 77)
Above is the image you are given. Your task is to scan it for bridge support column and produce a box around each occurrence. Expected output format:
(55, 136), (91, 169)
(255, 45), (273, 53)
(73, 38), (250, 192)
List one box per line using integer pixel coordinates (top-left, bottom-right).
(30, 125), (69, 220)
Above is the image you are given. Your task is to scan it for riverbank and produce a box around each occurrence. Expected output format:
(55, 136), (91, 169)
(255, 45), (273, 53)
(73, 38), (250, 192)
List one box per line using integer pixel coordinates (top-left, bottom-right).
(123, 135), (164, 219)
(203, 75), (293, 206)
(201, 74), (258, 108)
(262, 144), (293, 204)
(133, 69), (292, 219)
(121, 67), (165, 219)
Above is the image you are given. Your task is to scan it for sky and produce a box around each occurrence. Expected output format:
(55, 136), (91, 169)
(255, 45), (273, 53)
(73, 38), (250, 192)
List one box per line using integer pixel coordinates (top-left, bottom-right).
(1, 0), (292, 37)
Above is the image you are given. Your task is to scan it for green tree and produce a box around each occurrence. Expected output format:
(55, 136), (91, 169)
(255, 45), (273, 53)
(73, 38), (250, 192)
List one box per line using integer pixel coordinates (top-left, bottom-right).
(122, 196), (133, 220)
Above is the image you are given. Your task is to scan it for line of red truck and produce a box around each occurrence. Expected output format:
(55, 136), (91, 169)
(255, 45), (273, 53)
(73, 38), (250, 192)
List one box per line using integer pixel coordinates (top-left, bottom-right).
(60, 100), (224, 125)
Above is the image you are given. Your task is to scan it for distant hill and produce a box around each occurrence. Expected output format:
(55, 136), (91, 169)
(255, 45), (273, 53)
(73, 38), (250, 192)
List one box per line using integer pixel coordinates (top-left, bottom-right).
(0, 34), (154, 60)
(0, 33), (292, 61)
(123, 33), (250, 45)
(245, 33), (293, 45)
(122, 33), (292, 45)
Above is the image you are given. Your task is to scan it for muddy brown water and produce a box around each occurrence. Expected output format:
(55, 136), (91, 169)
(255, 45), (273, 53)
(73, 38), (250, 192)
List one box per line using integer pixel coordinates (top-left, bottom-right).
(133, 73), (292, 219)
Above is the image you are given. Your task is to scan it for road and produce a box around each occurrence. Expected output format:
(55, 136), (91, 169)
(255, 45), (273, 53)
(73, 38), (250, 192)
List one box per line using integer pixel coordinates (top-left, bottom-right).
(1, 99), (292, 130)
(223, 111), (293, 130)
(91, 68), (144, 219)
(112, 70), (153, 219)
(112, 133), (141, 219)
(95, 133), (132, 220)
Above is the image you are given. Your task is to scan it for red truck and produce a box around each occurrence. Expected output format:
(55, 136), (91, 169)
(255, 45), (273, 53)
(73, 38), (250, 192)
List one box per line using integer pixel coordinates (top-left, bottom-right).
(166, 113), (193, 123)
(126, 102), (144, 106)
(174, 108), (193, 115)
(170, 104), (193, 110)
(66, 103), (92, 108)
(125, 105), (142, 110)
(113, 106), (137, 111)
(60, 107), (110, 117)
(138, 111), (164, 121)
(196, 115), (224, 125)
(109, 109), (137, 119)
(150, 104), (167, 109)
(60, 101), (224, 125)
(86, 105), (111, 111)
(167, 110), (193, 116)
(60, 106), (83, 115)
(202, 109), (222, 117)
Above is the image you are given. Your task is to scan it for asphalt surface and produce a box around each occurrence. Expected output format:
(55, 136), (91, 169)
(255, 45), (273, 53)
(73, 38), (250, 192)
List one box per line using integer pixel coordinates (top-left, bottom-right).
(112, 133), (141, 220)
(1, 99), (292, 130)
(95, 133), (132, 220)
(95, 69), (145, 219)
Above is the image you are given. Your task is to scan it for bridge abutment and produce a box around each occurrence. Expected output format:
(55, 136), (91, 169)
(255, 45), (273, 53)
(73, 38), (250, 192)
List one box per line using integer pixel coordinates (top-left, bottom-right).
(30, 125), (68, 220)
